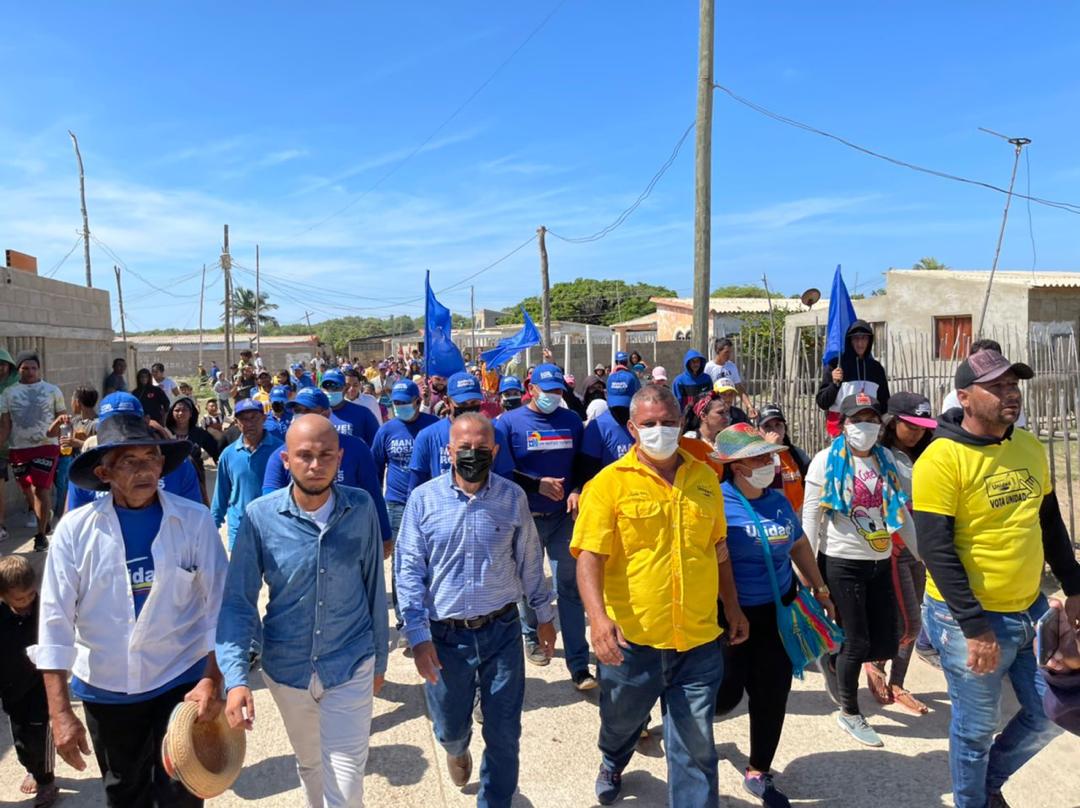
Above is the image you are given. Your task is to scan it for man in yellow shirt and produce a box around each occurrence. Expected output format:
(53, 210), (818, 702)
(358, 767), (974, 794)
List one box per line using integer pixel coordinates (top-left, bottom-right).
(572, 384), (747, 807)
(914, 349), (1080, 808)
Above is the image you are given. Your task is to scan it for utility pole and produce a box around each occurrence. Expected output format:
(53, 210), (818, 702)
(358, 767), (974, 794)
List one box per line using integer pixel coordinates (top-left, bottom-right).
(198, 263), (206, 373)
(255, 244), (261, 354)
(69, 130), (93, 287)
(976, 130), (1031, 337)
(113, 265), (127, 345)
(470, 285), (477, 359)
(537, 226), (552, 348)
(221, 225), (233, 371)
(692, 0), (715, 356)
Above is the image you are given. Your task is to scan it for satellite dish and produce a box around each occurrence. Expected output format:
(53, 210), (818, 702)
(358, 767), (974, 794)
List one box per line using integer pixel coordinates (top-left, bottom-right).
(800, 288), (821, 309)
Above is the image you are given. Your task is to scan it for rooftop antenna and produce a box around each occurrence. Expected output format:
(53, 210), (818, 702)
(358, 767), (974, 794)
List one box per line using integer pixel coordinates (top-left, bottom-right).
(976, 128), (1031, 337)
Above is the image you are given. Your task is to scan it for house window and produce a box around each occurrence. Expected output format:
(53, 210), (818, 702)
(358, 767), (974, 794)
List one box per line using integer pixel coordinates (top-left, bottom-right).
(934, 315), (972, 360)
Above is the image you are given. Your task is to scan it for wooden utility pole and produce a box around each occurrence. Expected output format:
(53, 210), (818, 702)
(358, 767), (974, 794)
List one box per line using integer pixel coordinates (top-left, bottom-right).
(692, 0), (715, 356)
(198, 263), (207, 372)
(221, 225), (233, 371)
(255, 244), (262, 353)
(69, 131), (93, 288)
(470, 285), (477, 358)
(537, 226), (552, 348)
(113, 265), (127, 345)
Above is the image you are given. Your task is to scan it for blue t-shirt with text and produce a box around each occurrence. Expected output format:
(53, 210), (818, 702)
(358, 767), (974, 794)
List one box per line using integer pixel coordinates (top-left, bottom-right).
(496, 405), (583, 514)
(371, 412), (439, 505)
(582, 410), (634, 467)
(721, 481), (802, 607)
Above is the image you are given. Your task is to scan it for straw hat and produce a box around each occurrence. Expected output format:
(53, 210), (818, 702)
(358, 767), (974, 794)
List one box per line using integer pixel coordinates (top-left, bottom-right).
(711, 423), (787, 463)
(161, 702), (246, 799)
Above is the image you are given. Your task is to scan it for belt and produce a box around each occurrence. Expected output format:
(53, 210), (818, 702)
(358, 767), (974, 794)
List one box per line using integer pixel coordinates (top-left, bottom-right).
(434, 602), (517, 631)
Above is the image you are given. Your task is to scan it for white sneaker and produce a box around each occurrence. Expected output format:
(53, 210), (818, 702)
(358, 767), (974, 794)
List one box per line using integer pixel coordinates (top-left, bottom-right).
(836, 712), (884, 747)
(25, 513), (37, 528)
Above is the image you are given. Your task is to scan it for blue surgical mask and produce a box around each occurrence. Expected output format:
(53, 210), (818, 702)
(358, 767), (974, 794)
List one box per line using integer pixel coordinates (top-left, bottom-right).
(393, 403), (416, 421)
(326, 390), (344, 407)
(535, 391), (561, 414)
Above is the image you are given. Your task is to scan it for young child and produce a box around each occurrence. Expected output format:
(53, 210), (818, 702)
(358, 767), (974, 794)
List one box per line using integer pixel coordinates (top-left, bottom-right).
(0, 556), (57, 807)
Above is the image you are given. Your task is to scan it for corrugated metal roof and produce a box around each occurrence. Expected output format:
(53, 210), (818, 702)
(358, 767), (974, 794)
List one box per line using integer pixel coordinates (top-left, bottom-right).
(115, 333), (316, 345)
(650, 297), (822, 314)
(888, 269), (1080, 289)
(610, 312), (659, 328)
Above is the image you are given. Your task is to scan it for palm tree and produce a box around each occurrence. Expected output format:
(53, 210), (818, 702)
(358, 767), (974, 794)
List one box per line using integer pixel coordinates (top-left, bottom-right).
(913, 257), (948, 271)
(223, 287), (279, 331)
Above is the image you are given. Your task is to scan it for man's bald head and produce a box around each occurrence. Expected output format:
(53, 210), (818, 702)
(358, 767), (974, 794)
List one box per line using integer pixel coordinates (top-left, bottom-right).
(449, 411), (495, 446)
(283, 414), (342, 496)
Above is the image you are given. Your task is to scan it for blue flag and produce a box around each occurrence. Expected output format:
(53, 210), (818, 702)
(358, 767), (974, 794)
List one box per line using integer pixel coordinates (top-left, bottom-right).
(823, 264), (858, 367)
(479, 308), (542, 369)
(424, 272), (465, 377)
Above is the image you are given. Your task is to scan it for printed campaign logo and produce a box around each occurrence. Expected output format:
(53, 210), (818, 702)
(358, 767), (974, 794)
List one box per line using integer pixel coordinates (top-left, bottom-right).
(526, 429), (573, 451)
(983, 469), (1042, 509)
(743, 514), (791, 545)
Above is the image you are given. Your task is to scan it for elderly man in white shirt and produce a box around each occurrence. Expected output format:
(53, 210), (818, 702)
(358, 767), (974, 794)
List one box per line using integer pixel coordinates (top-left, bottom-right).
(29, 401), (227, 808)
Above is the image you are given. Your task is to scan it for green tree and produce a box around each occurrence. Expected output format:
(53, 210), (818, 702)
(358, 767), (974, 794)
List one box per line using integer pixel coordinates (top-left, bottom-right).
(497, 278), (677, 326)
(912, 257), (947, 271)
(225, 287), (279, 331)
(709, 284), (784, 298)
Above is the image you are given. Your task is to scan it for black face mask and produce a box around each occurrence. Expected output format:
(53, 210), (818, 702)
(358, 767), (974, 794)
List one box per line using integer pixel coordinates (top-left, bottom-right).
(453, 404), (482, 417)
(454, 447), (493, 483)
(431, 383), (447, 394)
(271, 403), (285, 415)
(502, 395), (522, 410)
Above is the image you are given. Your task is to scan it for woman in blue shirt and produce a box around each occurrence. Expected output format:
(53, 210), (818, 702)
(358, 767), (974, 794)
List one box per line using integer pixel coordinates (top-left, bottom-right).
(712, 424), (834, 808)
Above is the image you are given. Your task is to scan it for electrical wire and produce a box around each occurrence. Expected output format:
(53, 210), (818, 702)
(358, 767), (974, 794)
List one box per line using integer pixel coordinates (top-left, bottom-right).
(43, 236), (84, 278)
(547, 121), (695, 244)
(90, 234), (204, 299)
(293, 0), (568, 237)
(1025, 148), (1037, 271)
(713, 83), (1080, 216)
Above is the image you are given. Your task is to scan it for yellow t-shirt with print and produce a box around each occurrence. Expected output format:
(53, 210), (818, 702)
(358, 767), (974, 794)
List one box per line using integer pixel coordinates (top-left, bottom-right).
(914, 428), (1048, 613)
(570, 446), (727, 651)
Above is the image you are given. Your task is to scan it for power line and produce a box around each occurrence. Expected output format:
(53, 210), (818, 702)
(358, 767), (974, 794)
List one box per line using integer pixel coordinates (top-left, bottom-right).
(547, 121), (696, 244)
(712, 83), (1080, 216)
(293, 0), (568, 237)
(1024, 148), (1037, 271)
(43, 236), (84, 278)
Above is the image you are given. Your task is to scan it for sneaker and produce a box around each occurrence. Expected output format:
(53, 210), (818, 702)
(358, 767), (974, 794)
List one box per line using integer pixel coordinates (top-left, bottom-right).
(743, 771), (792, 808)
(815, 656), (841, 707)
(836, 712), (884, 747)
(595, 765), (622, 805)
(525, 640), (550, 667)
(916, 645), (943, 670)
(988, 790), (1011, 808)
(0, 526), (8, 542)
(572, 668), (598, 691)
(25, 513), (37, 528)
(472, 690), (483, 725)
(446, 750), (472, 788)
(32, 534), (48, 552)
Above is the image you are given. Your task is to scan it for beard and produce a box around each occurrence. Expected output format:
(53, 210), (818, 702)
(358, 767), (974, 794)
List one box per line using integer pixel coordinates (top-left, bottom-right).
(293, 476), (334, 497)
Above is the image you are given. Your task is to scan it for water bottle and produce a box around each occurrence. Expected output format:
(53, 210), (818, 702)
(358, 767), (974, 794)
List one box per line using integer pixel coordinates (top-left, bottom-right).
(59, 422), (73, 456)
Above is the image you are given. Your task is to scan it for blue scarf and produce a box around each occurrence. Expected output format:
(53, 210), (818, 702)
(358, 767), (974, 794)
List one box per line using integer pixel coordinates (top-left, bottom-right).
(819, 435), (909, 534)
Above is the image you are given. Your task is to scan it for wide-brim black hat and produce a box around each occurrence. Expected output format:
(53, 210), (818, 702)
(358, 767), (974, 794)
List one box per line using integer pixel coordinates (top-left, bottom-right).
(70, 414), (192, 492)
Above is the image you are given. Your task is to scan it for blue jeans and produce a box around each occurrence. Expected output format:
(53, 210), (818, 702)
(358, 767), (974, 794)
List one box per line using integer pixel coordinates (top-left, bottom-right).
(425, 607), (525, 808)
(387, 501), (406, 629)
(518, 510), (589, 674)
(922, 594), (1061, 808)
(598, 638), (723, 808)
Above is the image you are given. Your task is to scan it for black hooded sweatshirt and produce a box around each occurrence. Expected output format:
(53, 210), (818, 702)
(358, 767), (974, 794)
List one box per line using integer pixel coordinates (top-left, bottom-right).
(815, 320), (891, 412)
(914, 409), (1080, 638)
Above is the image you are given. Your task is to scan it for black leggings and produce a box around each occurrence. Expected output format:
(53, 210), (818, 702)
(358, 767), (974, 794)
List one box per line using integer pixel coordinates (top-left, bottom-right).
(821, 555), (898, 715)
(716, 598), (794, 773)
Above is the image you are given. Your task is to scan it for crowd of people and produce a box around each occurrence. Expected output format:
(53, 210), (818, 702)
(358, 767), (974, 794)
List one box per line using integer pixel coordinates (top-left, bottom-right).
(0, 329), (1076, 808)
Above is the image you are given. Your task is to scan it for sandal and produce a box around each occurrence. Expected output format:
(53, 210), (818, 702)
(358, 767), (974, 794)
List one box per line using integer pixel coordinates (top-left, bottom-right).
(864, 662), (892, 705)
(891, 687), (929, 715)
(20, 773), (36, 795)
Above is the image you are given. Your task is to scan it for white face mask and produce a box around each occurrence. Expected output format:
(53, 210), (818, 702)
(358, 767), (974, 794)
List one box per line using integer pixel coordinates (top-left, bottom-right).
(844, 421), (881, 452)
(634, 425), (681, 461)
(746, 464), (777, 489)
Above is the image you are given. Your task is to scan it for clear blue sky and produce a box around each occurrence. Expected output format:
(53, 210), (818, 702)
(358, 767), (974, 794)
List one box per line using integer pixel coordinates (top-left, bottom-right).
(3, 2), (1079, 331)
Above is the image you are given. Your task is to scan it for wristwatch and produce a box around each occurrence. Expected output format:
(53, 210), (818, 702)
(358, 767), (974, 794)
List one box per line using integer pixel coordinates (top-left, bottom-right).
(812, 585), (831, 597)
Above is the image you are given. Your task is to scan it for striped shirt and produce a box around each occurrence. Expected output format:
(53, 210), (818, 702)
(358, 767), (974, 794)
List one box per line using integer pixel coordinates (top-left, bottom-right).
(395, 471), (554, 648)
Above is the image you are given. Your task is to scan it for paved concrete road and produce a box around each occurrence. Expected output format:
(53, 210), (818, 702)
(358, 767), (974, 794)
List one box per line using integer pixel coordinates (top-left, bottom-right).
(1, 501), (1077, 806)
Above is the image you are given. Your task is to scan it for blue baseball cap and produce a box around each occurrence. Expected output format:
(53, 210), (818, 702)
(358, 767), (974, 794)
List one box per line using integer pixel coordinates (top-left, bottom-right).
(530, 363), (565, 392)
(270, 385), (290, 403)
(290, 362), (302, 370)
(234, 397), (265, 416)
(606, 369), (640, 407)
(99, 392), (143, 420)
(287, 387), (330, 411)
(320, 369), (346, 389)
(390, 380), (419, 403)
(447, 371), (483, 404)
(615, 351), (629, 364)
(498, 376), (523, 394)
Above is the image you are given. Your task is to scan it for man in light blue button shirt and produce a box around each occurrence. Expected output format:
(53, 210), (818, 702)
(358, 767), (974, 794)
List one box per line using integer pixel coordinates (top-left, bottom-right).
(216, 415), (387, 808)
(396, 412), (555, 807)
